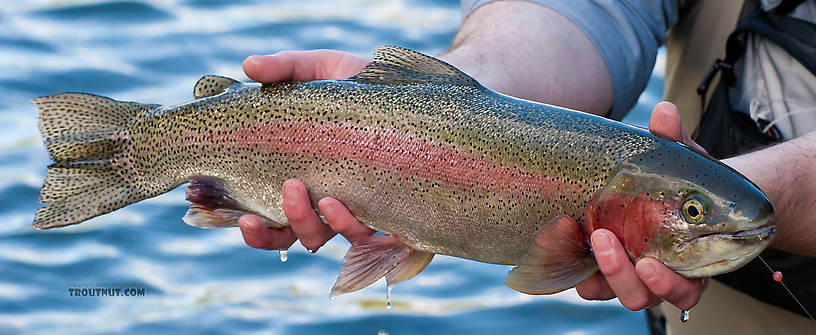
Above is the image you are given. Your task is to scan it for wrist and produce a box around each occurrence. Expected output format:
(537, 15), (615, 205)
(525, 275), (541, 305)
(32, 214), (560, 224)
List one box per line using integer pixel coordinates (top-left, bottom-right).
(723, 132), (816, 256)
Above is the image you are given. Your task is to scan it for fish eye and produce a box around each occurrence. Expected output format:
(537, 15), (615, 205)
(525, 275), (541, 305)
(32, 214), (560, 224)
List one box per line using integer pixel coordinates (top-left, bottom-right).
(682, 196), (706, 223)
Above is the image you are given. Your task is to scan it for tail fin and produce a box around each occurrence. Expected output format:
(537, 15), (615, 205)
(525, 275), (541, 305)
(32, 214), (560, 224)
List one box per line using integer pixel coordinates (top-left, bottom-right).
(33, 93), (159, 229)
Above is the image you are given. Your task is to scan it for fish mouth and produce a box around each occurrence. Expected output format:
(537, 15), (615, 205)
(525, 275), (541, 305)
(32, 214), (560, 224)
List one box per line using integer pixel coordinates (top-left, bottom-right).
(677, 224), (777, 252)
(673, 224), (776, 277)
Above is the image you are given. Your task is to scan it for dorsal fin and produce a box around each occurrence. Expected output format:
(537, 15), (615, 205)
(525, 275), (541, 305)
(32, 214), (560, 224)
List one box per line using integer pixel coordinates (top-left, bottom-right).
(351, 46), (481, 86)
(193, 75), (240, 99)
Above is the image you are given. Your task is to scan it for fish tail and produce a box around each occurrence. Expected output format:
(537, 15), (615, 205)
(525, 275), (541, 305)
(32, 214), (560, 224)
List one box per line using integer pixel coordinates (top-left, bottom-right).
(32, 93), (161, 229)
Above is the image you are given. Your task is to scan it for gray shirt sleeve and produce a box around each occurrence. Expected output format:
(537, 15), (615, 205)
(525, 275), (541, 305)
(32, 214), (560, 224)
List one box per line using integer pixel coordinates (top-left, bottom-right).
(461, 0), (681, 119)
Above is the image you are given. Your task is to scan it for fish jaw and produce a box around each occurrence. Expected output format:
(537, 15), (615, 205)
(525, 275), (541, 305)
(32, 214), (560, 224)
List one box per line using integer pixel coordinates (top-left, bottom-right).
(673, 224), (776, 277)
(671, 211), (776, 277)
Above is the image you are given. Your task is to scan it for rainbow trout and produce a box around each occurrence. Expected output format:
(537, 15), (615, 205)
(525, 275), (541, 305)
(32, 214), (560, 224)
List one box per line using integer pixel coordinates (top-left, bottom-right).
(33, 46), (775, 296)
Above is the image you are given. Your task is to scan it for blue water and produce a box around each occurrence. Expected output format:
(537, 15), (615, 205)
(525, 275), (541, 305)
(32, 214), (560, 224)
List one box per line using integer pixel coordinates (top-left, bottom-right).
(0, 1), (662, 334)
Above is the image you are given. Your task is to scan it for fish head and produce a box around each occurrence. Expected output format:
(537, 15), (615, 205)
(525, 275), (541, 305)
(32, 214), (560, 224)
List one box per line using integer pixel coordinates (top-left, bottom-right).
(584, 144), (775, 278)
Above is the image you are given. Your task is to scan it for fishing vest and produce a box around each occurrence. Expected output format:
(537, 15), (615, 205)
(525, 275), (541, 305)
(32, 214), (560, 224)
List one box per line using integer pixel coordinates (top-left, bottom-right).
(667, 0), (816, 318)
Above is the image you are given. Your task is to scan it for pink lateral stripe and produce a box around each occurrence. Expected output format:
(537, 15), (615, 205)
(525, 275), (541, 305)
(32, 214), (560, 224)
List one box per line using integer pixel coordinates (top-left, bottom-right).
(219, 120), (570, 198)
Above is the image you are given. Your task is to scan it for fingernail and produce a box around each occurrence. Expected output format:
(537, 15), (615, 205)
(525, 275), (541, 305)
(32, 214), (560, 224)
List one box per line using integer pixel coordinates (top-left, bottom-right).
(243, 56), (258, 70)
(240, 223), (254, 236)
(244, 55), (263, 65)
(592, 231), (612, 256)
(320, 199), (336, 217)
(282, 181), (296, 202)
(639, 261), (657, 282)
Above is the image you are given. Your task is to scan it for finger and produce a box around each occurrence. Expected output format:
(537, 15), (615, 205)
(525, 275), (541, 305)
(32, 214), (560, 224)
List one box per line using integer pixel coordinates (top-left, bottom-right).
(242, 50), (369, 83)
(282, 179), (336, 252)
(649, 102), (684, 142)
(636, 258), (707, 310)
(326, 51), (371, 78)
(576, 271), (617, 301)
(591, 229), (659, 310)
(648, 101), (708, 153)
(319, 197), (375, 244)
(243, 51), (317, 83)
(238, 214), (297, 250)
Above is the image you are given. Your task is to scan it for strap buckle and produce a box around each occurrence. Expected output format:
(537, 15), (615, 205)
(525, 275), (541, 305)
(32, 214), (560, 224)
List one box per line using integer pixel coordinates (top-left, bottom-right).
(697, 59), (735, 98)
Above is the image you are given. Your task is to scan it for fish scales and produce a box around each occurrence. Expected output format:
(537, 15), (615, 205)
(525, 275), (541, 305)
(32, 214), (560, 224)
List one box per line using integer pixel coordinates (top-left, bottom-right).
(33, 46), (775, 296)
(122, 78), (655, 264)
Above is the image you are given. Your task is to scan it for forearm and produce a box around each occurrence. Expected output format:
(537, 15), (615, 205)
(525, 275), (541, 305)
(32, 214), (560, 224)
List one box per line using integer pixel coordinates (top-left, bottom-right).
(438, 1), (613, 115)
(724, 131), (816, 256)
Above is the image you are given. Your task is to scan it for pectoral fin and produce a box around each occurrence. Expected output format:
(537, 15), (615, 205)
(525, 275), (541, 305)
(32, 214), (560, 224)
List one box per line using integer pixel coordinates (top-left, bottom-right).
(183, 175), (277, 228)
(330, 235), (433, 297)
(505, 215), (597, 294)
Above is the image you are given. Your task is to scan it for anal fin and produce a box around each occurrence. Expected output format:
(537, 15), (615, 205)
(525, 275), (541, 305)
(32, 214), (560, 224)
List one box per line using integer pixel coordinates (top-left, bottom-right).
(330, 235), (433, 297)
(184, 206), (249, 228)
(183, 175), (276, 228)
(505, 215), (597, 294)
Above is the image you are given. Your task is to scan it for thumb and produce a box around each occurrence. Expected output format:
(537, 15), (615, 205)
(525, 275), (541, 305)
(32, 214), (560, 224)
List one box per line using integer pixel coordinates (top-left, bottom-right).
(648, 101), (707, 153)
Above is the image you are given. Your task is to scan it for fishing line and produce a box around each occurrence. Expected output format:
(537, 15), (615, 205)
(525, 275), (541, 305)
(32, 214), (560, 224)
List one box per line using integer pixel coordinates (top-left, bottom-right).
(757, 255), (816, 325)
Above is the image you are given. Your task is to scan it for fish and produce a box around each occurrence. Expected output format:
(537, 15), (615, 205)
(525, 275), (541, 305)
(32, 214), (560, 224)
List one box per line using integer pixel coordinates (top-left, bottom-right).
(32, 46), (776, 297)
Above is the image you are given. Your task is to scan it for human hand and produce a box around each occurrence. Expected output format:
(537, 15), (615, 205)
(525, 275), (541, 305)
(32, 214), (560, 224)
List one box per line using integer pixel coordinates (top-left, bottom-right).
(242, 49), (370, 83)
(237, 50), (373, 252)
(575, 101), (709, 311)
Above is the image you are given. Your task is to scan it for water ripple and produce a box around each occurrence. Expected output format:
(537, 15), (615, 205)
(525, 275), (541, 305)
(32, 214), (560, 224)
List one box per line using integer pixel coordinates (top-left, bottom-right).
(33, 1), (173, 23)
(0, 242), (119, 266)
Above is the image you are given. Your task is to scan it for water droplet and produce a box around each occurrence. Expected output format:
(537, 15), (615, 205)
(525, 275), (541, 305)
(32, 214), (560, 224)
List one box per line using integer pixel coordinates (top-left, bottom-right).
(377, 331), (389, 335)
(386, 286), (392, 310)
(279, 249), (288, 262)
(329, 296), (336, 300)
(773, 271), (783, 282)
(680, 310), (689, 322)
(307, 248), (315, 254)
